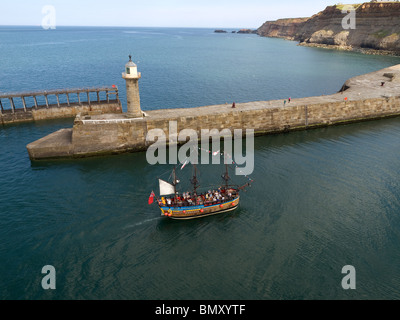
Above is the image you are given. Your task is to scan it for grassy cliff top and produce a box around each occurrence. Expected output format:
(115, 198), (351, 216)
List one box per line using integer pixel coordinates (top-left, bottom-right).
(335, 3), (362, 10)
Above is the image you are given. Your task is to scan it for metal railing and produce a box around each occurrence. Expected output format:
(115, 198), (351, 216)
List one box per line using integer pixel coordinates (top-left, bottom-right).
(0, 86), (119, 114)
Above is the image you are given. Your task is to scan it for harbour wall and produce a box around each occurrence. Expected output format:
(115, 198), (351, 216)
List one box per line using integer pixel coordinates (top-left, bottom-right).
(26, 64), (400, 160)
(70, 96), (400, 156)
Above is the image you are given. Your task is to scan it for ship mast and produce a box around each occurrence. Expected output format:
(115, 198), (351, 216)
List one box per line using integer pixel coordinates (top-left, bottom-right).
(221, 153), (230, 190)
(172, 166), (179, 198)
(222, 163), (230, 189)
(190, 164), (199, 195)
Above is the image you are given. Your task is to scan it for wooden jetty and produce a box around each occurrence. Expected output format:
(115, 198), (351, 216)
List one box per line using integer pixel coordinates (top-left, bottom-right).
(0, 86), (122, 124)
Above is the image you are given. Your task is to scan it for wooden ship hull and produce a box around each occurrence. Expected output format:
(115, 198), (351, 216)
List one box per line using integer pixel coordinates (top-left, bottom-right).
(154, 157), (252, 220)
(159, 196), (240, 220)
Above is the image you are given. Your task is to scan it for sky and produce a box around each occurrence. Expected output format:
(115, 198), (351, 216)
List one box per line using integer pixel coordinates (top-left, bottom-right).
(1, 0), (343, 28)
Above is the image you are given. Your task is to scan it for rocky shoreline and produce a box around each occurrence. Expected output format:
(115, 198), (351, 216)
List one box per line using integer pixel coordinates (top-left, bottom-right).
(214, 29), (256, 34)
(256, 2), (400, 57)
(298, 42), (400, 57)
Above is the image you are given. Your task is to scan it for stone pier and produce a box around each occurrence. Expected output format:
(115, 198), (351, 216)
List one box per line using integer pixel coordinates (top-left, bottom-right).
(27, 64), (400, 160)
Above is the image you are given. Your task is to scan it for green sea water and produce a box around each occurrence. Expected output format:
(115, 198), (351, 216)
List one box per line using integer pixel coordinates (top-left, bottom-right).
(1, 27), (400, 300)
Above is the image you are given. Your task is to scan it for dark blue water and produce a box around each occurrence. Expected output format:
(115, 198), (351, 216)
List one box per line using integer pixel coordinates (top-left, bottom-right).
(1, 26), (400, 300)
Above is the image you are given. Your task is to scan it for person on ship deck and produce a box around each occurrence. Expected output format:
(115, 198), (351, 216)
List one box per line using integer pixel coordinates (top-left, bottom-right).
(161, 188), (239, 208)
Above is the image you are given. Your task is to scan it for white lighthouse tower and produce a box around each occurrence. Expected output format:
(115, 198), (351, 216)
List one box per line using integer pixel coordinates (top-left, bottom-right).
(122, 55), (142, 118)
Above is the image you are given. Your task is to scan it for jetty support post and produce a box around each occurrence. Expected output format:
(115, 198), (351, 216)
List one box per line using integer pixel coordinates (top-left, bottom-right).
(9, 98), (15, 114)
(0, 99), (4, 114)
(106, 90), (109, 103)
(87, 90), (91, 106)
(44, 94), (49, 109)
(21, 96), (27, 112)
(97, 90), (100, 103)
(33, 96), (38, 109)
(77, 92), (81, 104)
(56, 94), (60, 107)
(66, 93), (70, 106)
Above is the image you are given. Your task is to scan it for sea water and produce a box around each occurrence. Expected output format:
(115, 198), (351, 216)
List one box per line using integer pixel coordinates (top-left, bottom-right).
(1, 26), (400, 299)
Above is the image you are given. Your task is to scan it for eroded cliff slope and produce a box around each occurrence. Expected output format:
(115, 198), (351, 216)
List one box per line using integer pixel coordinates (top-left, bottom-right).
(257, 2), (400, 54)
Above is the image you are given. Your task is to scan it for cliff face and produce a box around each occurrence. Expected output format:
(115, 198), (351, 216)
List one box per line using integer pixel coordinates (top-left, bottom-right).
(257, 18), (309, 40)
(257, 2), (400, 54)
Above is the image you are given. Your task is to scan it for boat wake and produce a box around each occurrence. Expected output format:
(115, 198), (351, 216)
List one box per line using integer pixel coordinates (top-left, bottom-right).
(123, 217), (162, 229)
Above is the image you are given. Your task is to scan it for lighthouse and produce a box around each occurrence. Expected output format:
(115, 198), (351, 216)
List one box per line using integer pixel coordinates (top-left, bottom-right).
(122, 55), (142, 118)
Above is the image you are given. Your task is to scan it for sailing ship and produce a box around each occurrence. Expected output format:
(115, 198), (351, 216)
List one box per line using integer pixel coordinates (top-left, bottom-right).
(154, 163), (252, 220)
